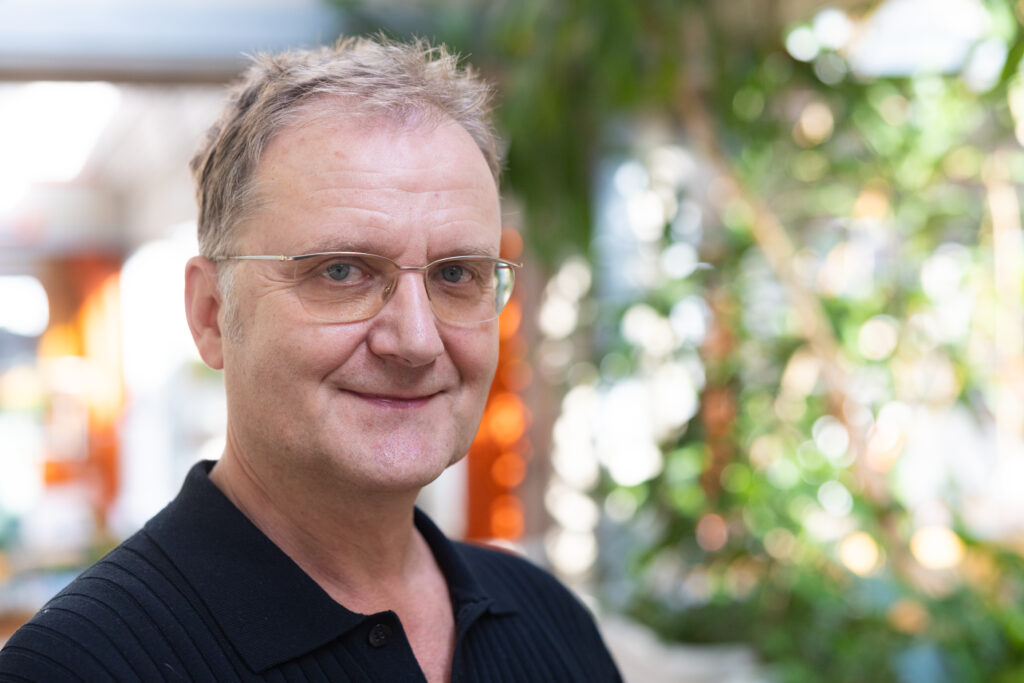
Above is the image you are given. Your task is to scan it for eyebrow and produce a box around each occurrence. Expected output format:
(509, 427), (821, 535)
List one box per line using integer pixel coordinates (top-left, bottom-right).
(292, 239), (379, 255)
(290, 240), (498, 260)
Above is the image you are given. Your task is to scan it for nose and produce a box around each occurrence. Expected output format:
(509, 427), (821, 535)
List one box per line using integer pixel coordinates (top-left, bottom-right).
(365, 272), (445, 367)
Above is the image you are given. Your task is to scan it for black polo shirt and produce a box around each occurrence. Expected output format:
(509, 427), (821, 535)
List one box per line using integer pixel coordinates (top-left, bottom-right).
(0, 461), (621, 682)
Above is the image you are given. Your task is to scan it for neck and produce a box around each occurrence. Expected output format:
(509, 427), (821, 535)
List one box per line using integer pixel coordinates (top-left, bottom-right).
(209, 441), (432, 610)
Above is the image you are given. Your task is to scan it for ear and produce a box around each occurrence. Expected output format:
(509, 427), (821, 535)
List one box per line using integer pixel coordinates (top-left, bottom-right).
(184, 256), (225, 370)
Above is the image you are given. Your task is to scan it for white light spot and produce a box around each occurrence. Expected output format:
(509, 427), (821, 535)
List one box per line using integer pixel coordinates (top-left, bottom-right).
(597, 379), (664, 486)
(121, 232), (200, 393)
(921, 243), (969, 300)
(545, 481), (600, 532)
(767, 459), (800, 489)
(545, 528), (598, 575)
(847, 0), (988, 77)
(786, 26), (820, 62)
(661, 242), (699, 279)
(812, 415), (851, 463)
(652, 362), (699, 435)
(963, 37), (1007, 92)
(613, 160), (649, 195)
(604, 489), (639, 522)
(538, 295), (578, 340)
(621, 304), (675, 357)
(813, 8), (853, 50)
(818, 480), (854, 517)
(0, 82), (120, 186)
(858, 315), (900, 360)
(0, 413), (44, 514)
(669, 296), (709, 346)
(839, 531), (881, 576)
(817, 241), (875, 299)
(553, 256), (592, 300)
(0, 276), (49, 337)
(910, 525), (964, 570)
(627, 190), (667, 242)
(649, 145), (696, 189)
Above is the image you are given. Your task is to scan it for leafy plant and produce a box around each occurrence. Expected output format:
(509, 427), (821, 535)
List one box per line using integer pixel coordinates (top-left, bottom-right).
(333, 1), (1024, 678)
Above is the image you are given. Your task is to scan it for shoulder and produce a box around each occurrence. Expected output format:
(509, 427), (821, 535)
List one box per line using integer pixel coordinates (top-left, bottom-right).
(453, 540), (599, 630)
(449, 541), (623, 680)
(454, 540), (570, 594)
(0, 531), (209, 682)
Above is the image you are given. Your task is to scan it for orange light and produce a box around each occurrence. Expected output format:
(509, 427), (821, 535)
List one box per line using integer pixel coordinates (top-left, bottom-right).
(486, 392), (529, 446)
(42, 459), (78, 486)
(499, 298), (522, 339)
(490, 494), (524, 539)
(500, 227), (524, 260)
(852, 182), (891, 221)
(80, 272), (123, 425)
(491, 452), (527, 488)
(501, 358), (533, 391)
(887, 599), (929, 634)
(465, 231), (531, 542)
(38, 323), (80, 358)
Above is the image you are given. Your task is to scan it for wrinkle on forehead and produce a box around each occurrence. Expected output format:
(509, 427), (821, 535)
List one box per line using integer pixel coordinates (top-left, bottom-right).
(250, 111), (494, 200)
(231, 101), (477, 247)
(233, 108), (500, 260)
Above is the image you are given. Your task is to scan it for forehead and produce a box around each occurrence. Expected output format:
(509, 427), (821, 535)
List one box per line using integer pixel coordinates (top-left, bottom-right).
(243, 107), (501, 254)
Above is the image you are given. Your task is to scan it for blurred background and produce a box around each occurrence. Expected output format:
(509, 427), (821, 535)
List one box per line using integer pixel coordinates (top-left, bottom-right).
(3, 0), (1024, 680)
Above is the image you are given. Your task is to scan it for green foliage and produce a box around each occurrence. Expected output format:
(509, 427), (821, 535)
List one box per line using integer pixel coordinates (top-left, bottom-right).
(336, 0), (702, 263)
(333, 0), (1024, 678)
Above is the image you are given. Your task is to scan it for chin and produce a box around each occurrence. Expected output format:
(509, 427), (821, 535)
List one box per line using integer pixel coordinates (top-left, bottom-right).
(356, 442), (460, 489)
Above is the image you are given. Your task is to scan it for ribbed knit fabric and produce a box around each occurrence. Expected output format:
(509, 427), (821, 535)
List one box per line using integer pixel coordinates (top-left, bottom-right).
(0, 462), (621, 682)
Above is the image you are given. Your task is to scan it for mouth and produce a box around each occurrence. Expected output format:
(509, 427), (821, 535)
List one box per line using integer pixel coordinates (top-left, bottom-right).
(348, 390), (441, 409)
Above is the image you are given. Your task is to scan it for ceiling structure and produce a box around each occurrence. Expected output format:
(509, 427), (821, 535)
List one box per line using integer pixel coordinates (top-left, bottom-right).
(0, 0), (344, 83)
(0, 0), (345, 269)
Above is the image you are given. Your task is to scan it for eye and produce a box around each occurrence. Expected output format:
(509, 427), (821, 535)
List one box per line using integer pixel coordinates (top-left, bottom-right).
(325, 262), (354, 282)
(317, 256), (372, 283)
(440, 264), (469, 283)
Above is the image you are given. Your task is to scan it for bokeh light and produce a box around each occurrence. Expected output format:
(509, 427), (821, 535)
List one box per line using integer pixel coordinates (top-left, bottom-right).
(0, 276), (49, 337)
(696, 513), (729, 552)
(838, 531), (881, 576)
(786, 26), (819, 62)
(910, 525), (965, 570)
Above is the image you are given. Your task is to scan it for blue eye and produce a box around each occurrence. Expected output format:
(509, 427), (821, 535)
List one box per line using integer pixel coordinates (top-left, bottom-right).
(325, 262), (352, 281)
(440, 264), (467, 283)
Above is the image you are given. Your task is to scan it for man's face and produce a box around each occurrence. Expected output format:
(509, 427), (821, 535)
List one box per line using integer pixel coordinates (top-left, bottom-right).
(218, 112), (501, 495)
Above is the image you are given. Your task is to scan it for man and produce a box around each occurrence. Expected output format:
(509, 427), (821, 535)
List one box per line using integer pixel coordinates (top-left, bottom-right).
(0, 36), (621, 682)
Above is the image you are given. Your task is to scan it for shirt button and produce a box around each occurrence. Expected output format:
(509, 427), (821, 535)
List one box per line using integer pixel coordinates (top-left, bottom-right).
(368, 623), (393, 648)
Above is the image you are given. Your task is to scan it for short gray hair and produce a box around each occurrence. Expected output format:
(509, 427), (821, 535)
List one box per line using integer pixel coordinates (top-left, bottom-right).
(190, 35), (501, 261)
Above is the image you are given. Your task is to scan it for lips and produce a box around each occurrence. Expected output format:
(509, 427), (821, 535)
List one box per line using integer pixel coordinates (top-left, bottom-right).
(347, 389), (441, 408)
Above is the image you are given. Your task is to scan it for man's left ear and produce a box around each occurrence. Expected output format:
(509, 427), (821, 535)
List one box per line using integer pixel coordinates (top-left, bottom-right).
(184, 256), (225, 370)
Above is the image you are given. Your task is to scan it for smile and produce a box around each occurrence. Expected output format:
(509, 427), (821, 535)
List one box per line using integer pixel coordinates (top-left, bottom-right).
(348, 390), (440, 408)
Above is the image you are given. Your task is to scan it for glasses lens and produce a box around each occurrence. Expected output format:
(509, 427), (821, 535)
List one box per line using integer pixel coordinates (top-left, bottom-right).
(426, 257), (515, 324)
(292, 253), (393, 323)
(288, 253), (516, 324)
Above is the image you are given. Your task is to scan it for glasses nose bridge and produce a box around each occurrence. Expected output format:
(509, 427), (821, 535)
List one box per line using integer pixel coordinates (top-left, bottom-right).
(393, 262), (432, 276)
(382, 262), (435, 307)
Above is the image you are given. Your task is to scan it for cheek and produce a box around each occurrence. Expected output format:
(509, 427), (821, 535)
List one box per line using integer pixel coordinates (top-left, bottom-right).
(448, 327), (499, 387)
(229, 313), (365, 390)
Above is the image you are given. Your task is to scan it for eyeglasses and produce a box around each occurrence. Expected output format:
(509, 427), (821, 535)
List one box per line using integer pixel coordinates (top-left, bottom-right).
(222, 251), (522, 325)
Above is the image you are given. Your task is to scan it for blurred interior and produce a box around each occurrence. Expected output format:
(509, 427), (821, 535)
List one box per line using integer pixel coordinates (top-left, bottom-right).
(5, 0), (1024, 680)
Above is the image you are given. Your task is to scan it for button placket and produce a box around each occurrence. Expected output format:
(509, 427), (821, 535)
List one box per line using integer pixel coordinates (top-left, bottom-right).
(367, 622), (393, 648)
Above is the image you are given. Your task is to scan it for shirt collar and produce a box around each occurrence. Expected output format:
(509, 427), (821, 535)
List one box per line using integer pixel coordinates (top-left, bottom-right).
(143, 460), (512, 672)
(412, 505), (519, 618)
